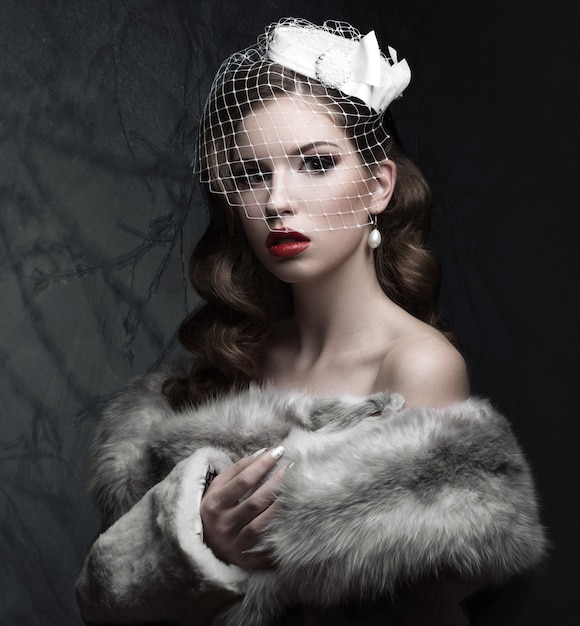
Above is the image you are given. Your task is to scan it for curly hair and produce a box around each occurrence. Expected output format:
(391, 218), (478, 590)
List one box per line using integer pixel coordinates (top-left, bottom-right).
(163, 63), (450, 410)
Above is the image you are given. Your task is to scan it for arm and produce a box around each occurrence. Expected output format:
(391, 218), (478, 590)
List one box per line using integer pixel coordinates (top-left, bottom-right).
(76, 447), (249, 625)
(76, 372), (284, 625)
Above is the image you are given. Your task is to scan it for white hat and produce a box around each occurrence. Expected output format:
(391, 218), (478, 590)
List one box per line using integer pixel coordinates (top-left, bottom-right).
(267, 20), (410, 113)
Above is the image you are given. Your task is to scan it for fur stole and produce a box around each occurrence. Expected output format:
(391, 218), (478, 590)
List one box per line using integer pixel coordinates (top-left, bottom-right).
(88, 372), (546, 625)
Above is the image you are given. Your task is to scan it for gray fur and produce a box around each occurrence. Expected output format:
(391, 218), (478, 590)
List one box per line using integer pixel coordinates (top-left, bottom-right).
(88, 372), (546, 625)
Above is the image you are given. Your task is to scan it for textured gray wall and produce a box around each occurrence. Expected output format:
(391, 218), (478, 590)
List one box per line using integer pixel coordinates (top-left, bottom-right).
(1, 1), (577, 624)
(0, 2), (205, 623)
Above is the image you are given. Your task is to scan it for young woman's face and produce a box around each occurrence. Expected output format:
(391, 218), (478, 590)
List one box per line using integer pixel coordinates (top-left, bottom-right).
(228, 96), (388, 283)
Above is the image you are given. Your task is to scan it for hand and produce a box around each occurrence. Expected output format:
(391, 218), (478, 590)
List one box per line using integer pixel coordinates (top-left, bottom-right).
(200, 447), (288, 569)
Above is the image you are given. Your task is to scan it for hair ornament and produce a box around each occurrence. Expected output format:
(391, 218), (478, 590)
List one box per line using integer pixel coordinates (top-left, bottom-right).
(266, 19), (411, 113)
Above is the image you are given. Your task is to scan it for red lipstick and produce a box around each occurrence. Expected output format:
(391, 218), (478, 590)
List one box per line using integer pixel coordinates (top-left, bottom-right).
(266, 229), (311, 258)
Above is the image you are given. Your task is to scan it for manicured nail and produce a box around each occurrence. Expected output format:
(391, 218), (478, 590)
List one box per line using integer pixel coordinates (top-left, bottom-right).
(270, 446), (285, 460)
(251, 448), (267, 457)
(285, 461), (294, 472)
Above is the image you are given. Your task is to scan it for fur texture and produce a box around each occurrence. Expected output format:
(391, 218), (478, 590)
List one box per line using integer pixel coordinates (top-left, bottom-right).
(88, 372), (546, 625)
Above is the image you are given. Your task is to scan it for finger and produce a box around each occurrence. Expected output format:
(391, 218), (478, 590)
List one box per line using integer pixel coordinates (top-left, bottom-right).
(240, 461), (288, 512)
(247, 496), (284, 535)
(230, 458), (288, 526)
(235, 485), (286, 570)
(203, 450), (268, 501)
(234, 463), (288, 533)
(210, 446), (286, 508)
(208, 453), (262, 485)
(208, 461), (287, 542)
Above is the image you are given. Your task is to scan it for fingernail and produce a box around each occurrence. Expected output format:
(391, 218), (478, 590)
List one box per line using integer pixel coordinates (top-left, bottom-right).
(251, 448), (267, 457)
(285, 461), (294, 472)
(270, 446), (285, 460)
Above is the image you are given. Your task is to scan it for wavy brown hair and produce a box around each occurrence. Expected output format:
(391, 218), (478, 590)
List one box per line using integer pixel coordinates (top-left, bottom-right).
(164, 63), (451, 410)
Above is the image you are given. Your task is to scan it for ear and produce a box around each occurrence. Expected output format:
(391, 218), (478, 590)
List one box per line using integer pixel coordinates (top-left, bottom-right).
(368, 158), (396, 215)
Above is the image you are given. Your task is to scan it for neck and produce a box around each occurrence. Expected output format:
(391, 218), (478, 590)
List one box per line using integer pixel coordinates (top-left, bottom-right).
(289, 249), (394, 361)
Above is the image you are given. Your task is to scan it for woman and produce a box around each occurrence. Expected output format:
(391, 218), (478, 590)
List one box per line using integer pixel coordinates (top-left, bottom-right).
(76, 18), (545, 626)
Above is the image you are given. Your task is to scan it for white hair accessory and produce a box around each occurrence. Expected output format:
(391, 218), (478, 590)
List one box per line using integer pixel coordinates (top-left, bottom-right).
(267, 23), (410, 113)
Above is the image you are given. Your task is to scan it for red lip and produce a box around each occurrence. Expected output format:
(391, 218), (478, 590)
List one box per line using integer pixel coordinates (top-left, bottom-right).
(266, 229), (311, 258)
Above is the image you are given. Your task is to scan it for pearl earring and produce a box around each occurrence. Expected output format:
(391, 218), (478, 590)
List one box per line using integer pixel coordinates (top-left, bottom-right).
(367, 215), (382, 249)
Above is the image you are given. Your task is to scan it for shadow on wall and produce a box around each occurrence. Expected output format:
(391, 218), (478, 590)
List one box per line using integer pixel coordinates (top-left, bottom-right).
(0, 1), (207, 622)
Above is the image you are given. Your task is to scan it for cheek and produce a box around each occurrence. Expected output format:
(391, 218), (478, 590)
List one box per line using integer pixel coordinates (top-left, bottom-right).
(233, 189), (269, 218)
(310, 173), (372, 219)
(313, 179), (373, 229)
(239, 216), (267, 255)
(315, 227), (369, 261)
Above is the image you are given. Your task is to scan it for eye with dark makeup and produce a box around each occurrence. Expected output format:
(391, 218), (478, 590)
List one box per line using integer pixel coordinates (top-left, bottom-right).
(300, 154), (338, 174)
(230, 162), (271, 189)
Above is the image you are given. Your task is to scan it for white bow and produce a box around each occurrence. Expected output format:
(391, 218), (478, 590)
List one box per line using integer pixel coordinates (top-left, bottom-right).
(342, 31), (411, 112)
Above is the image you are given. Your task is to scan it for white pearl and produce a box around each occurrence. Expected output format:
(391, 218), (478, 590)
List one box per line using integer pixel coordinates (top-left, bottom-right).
(367, 228), (382, 249)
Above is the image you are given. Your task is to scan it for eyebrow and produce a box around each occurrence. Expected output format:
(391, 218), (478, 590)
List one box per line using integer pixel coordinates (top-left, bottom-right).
(232, 141), (341, 162)
(290, 141), (340, 155)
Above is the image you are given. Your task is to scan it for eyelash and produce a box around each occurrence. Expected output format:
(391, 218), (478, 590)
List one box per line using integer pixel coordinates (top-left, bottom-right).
(231, 154), (338, 190)
(301, 154), (337, 173)
(232, 168), (268, 189)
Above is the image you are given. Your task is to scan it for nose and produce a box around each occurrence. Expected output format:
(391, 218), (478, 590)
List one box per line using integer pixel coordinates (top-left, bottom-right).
(264, 171), (294, 220)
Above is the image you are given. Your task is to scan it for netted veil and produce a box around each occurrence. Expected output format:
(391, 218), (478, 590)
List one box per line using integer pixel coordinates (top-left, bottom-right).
(194, 17), (411, 233)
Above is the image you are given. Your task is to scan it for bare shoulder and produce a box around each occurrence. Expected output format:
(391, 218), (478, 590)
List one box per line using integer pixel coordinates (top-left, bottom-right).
(377, 332), (470, 408)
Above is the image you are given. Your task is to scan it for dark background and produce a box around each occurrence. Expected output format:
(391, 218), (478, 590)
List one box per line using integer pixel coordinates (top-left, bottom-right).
(1, 1), (578, 624)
